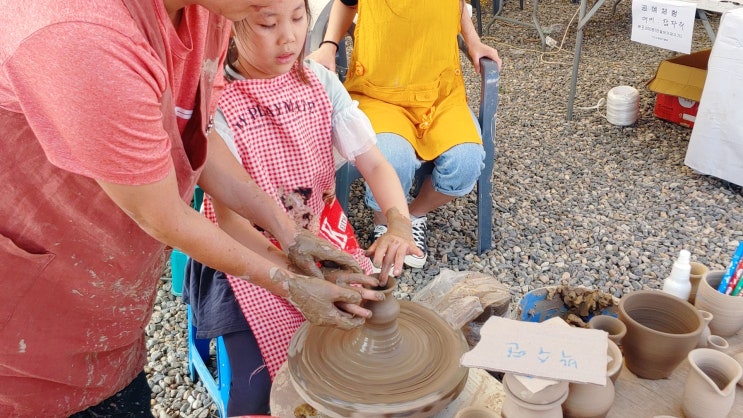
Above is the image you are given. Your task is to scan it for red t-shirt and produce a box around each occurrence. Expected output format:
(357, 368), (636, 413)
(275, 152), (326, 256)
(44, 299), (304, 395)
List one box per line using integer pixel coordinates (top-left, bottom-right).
(0, 0), (228, 185)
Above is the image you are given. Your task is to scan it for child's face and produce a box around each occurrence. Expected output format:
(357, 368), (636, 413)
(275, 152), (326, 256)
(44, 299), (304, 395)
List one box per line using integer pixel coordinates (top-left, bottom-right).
(232, 0), (308, 79)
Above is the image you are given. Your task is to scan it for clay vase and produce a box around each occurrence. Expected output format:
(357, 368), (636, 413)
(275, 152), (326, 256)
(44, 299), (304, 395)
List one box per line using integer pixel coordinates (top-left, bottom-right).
(618, 290), (703, 379)
(562, 376), (615, 418)
(694, 270), (743, 337)
(706, 335), (730, 354)
(501, 373), (568, 418)
(696, 310), (713, 348)
(606, 340), (623, 384)
(688, 261), (709, 305)
(588, 315), (627, 347)
(682, 348), (743, 418)
(455, 406), (498, 418)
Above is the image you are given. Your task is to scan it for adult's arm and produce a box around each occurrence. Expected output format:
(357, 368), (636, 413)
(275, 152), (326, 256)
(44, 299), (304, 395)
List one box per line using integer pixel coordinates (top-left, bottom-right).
(459, 0), (502, 73)
(306, 0), (357, 71)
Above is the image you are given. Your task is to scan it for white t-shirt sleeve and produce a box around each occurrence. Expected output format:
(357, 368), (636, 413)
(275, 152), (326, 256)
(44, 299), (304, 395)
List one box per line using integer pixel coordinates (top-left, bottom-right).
(305, 59), (377, 166)
(213, 108), (241, 163)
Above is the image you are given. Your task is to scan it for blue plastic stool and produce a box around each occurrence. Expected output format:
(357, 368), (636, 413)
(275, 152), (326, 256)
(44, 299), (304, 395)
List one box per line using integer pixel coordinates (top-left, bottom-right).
(187, 305), (231, 417)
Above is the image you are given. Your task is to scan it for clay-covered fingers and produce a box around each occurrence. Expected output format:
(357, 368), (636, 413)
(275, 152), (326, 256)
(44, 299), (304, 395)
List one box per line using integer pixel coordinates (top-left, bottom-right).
(324, 269), (379, 288)
(287, 229), (363, 278)
(283, 272), (369, 329)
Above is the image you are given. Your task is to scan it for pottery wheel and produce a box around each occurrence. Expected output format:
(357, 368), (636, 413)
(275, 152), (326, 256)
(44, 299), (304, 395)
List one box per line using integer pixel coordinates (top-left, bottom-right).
(287, 284), (469, 418)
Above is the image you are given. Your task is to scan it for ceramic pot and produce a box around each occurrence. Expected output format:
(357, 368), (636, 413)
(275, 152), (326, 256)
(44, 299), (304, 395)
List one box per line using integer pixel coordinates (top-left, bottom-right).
(694, 270), (743, 337)
(706, 335), (730, 354)
(732, 351), (743, 387)
(683, 348), (742, 418)
(562, 376), (615, 418)
(588, 315), (627, 347)
(455, 406), (498, 418)
(501, 374), (568, 418)
(688, 262), (709, 305)
(503, 373), (569, 405)
(696, 310), (713, 348)
(606, 340), (622, 384)
(618, 290), (703, 379)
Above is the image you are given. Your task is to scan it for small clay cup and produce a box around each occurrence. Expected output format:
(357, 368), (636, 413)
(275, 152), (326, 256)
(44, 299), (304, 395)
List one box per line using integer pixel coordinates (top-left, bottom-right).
(588, 315), (627, 346)
(694, 270), (743, 337)
(618, 290), (703, 379)
(687, 261), (709, 305)
(706, 335), (730, 354)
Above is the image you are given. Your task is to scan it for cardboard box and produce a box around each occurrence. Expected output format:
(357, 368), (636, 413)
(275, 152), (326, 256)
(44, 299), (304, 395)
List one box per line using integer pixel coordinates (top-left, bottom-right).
(647, 49), (711, 128)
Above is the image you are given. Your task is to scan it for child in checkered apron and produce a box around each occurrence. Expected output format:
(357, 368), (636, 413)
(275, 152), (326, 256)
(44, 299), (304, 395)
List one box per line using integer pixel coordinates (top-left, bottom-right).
(182, 0), (423, 414)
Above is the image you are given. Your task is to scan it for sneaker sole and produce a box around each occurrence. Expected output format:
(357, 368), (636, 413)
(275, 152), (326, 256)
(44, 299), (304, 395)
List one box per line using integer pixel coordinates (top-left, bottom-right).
(404, 254), (427, 269)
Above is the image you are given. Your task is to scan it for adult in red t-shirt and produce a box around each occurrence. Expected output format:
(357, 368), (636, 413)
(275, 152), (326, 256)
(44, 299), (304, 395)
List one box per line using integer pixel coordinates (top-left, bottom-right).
(0, 1), (384, 416)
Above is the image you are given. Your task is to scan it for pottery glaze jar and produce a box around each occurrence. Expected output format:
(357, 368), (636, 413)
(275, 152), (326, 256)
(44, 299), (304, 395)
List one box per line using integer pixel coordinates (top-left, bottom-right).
(683, 348), (743, 418)
(618, 290), (704, 379)
(695, 270), (743, 337)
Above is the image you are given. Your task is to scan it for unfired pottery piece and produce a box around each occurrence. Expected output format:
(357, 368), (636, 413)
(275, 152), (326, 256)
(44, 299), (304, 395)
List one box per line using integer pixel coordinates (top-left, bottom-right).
(588, 315), (627, 346)
(501, 375), (567, 418)
(287, 277), (469, 417)
(696, 310), (713, 349)
(618, 290), (703, 379)
(607, 340), (622, 384)
(706, 335), (730, 354)
(683, 348), (742, 418)
(695, 270), (743, 337)
(454, 406), (498, 418)
(562, 376), (615, 418)
(687, 261), (709, 305)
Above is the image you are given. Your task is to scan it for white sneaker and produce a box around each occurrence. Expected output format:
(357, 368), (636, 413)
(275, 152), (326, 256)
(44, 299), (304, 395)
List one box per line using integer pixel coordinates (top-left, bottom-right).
(404, 216), (428, 268)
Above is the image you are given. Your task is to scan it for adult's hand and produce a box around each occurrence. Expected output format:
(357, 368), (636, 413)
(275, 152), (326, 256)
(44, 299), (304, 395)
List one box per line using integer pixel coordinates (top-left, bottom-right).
(275, 268), (382, 329)
(286, 229), (363, 278)
(366, 208), (422, 285)
(322, 268), (384, 318)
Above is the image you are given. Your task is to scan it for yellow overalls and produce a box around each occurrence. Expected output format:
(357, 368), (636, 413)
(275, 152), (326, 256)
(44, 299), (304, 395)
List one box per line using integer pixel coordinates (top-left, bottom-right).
(343, 0), (481, 161)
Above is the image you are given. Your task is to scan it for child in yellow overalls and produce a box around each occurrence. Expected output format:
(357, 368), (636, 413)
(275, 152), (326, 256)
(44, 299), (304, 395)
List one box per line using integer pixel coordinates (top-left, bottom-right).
(310, 0), (502, 268)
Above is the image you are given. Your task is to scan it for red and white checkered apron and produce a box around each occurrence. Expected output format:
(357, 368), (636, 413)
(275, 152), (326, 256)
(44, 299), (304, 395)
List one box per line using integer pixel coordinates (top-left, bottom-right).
(204, 65), (372, 379)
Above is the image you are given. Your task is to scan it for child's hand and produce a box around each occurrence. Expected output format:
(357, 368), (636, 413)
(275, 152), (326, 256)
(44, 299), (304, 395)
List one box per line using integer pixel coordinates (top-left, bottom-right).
(366, 208), (423, 284)
(307, 43), (338, 72)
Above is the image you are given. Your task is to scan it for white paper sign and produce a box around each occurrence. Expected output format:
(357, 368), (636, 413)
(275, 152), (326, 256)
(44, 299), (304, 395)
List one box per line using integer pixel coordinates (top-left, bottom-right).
(631, 0), (697, 53)
(460, 316), (608, 385)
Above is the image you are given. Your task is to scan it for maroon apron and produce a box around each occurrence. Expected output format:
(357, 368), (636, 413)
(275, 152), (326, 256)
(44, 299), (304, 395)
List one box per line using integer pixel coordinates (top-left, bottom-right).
(0, 2), (225, 416)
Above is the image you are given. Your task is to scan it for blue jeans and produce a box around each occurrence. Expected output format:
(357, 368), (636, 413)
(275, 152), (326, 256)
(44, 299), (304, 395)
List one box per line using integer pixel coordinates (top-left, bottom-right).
(365, 133), (485, 213)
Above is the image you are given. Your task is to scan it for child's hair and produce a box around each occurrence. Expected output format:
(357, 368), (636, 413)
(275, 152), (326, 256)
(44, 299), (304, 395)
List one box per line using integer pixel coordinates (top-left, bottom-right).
(229, 0), (312, 84)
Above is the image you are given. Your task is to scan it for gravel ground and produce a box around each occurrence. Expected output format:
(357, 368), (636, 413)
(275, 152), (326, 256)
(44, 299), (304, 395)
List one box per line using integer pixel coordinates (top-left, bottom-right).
(145, 2), (743, 416)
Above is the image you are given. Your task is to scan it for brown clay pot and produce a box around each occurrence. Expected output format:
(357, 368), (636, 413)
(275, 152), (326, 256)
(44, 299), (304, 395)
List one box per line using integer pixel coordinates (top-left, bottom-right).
(502, 373), (569, 405)
(562, 376), (615, 418)
(687, 261), (709, 305)
(683, 348), (742, 418)
(618, 290), (703, 379)
(694, 270), (743, 337)
(588, 315), (627, 347)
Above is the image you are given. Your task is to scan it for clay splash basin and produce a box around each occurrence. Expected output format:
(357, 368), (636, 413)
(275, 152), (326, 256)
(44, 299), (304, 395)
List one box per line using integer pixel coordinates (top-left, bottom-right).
(287, 277), (470, 417)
